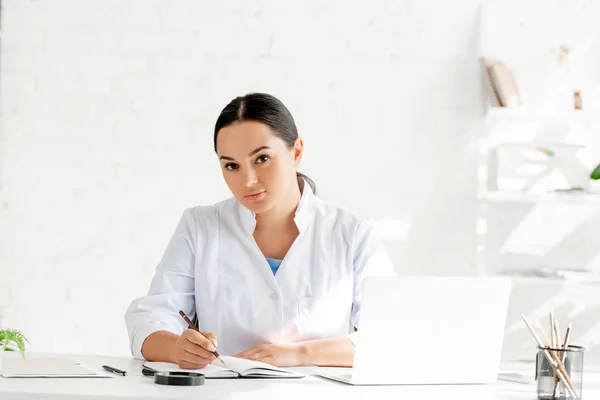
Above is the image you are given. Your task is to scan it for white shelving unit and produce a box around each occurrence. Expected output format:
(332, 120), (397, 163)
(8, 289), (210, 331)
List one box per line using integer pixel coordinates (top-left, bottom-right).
(471, 107), (600, 277)
(477, 0), (600, 364)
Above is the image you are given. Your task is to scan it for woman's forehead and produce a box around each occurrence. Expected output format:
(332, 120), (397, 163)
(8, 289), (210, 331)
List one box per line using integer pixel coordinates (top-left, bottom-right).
(216, 121), (283, 156)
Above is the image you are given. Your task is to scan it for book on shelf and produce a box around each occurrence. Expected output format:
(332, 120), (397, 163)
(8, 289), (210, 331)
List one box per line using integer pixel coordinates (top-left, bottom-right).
(481, 57), (502, 107)
(481, 57), (522, 108)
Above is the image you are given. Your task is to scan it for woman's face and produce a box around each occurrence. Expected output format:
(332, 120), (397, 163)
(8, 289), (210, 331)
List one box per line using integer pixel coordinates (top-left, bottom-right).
(216, 121), (303, 214)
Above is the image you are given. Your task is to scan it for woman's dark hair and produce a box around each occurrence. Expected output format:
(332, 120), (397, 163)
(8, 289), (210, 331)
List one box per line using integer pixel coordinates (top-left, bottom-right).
(213, 92), (316, 194)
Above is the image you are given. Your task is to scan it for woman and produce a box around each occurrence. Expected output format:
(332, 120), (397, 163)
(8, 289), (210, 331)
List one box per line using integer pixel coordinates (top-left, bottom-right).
(125, 93), (394, 369)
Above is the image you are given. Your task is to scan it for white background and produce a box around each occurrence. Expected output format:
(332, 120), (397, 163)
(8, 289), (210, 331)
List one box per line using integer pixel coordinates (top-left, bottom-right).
(1, 0), (599, 357)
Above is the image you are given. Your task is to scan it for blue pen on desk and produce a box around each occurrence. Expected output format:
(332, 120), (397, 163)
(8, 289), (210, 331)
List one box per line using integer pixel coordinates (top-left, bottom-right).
(102, 365), (127, 376)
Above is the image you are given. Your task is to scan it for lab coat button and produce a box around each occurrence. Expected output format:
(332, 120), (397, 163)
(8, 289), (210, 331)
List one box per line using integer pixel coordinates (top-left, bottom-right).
(270, 293), (277, 300)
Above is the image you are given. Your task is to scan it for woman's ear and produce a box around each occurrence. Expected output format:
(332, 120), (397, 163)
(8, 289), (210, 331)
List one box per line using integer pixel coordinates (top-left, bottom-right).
(293, 138), (304, 167)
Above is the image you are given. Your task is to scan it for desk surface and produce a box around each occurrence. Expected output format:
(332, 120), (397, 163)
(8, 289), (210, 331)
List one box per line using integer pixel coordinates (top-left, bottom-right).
(1, 353), (598, 400)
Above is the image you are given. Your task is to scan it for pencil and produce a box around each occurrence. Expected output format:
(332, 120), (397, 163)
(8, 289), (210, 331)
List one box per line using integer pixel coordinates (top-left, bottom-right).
(550, 313), (561, 398)
(552, 311), (559, 348)
(521, 314), (577, 398)
(550, 312), (556, 348)
(562, 324), (572, 355)
(178, 310), (225, 365)
(554, 318), (561, 349)
(553, 323), (573, 398)
(534, 319), (577, 398)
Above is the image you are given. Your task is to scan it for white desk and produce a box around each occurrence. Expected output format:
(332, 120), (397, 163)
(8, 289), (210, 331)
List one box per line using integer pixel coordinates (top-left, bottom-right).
(1, 353), (598, 400)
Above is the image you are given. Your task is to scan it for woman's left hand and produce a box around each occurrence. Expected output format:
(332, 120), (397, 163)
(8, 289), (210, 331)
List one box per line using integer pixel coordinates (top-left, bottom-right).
(235, 343), (307, 367)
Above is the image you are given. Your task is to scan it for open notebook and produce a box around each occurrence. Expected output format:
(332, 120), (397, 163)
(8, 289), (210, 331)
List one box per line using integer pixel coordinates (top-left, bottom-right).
(144, 356), (304, 379)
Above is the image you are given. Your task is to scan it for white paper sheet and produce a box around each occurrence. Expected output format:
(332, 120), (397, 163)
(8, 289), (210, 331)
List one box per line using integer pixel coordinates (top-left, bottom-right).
(0, 357), (111, 378)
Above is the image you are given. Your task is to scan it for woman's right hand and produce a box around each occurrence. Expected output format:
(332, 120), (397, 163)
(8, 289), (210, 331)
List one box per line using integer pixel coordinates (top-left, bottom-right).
(172, 329), (218, 369)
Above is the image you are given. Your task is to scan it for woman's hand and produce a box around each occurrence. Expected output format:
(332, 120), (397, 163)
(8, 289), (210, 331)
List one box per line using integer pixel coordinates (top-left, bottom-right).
(172, 329), (218, 369)
(235, 343), (307, 367)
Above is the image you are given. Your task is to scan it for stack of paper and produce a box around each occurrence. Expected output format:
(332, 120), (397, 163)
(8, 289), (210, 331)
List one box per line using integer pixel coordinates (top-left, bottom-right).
(0, 357), (110, 378)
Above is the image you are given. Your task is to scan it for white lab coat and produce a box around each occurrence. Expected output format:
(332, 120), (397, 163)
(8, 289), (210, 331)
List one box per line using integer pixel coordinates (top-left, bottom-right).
(125, 181), (395, 359)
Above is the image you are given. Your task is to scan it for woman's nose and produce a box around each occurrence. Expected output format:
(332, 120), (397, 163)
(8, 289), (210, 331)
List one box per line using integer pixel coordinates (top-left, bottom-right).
(242, 167), (258, 187)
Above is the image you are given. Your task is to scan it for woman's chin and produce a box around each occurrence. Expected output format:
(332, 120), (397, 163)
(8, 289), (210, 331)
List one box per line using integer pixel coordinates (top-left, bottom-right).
(241, 198), (272, 214)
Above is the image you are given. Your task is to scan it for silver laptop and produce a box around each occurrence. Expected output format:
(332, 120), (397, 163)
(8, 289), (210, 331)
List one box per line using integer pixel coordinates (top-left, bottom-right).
(319, 276), (512, 385)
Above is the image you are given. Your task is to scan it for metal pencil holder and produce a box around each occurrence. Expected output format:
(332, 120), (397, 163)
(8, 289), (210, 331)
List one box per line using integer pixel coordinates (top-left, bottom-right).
(535, 345), (585, 400)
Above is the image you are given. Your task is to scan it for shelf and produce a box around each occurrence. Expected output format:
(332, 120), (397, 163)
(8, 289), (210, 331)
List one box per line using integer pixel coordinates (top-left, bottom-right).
(495, 270), (600, 284)
(485, 107), (600, 122)
(474, 108), (600, 148)
(484, 140), (587, 149)
(484, 190), (600, 205)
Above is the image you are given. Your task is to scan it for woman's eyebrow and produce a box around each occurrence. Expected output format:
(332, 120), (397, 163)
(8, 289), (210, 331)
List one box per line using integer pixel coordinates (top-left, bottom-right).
(219, 146), (272, 161)
(248, 146), (271, 157)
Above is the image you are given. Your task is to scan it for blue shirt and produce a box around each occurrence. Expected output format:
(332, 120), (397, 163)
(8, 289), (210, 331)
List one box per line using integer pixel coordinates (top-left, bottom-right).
(266, 257), (283, 275)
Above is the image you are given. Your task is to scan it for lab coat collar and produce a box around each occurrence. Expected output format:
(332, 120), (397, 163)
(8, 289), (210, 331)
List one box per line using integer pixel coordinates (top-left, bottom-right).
(237, 178), (316, 236)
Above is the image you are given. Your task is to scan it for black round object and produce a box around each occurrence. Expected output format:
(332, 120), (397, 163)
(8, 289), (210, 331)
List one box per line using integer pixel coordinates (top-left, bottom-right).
(153, 371), (205, 386)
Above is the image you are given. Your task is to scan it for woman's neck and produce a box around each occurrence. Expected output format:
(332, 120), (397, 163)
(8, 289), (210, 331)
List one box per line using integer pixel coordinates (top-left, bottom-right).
(255, 182), (302, 232)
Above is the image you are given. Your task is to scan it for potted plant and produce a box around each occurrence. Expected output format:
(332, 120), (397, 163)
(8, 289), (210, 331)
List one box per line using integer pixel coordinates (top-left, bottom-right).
(592, 163), (600, 180)
(0, 329), (30, 358)
(590, 163), (600, 193)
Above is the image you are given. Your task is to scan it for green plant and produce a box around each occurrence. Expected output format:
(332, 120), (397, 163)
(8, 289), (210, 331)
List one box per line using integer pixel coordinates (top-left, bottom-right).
(0, 329), (30, 358)
(592, 163), (600, 180)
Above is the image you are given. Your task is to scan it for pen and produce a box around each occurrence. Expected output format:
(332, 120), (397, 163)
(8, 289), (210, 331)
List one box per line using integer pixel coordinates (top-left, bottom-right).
(553, 323), (572, 398)
(102, 365), (127, 376)
(178, 310), (225, 365)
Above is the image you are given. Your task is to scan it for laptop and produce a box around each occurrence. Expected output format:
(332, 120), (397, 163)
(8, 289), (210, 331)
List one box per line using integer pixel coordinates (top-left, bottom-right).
(319, 276), (512, 385)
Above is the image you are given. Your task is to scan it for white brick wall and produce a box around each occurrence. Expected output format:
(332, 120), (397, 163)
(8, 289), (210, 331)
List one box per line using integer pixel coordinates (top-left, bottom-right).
(1, 0), (599, 357)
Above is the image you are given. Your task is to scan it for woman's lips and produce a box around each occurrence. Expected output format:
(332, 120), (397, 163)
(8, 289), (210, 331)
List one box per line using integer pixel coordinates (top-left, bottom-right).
(244, 190), (266, 201)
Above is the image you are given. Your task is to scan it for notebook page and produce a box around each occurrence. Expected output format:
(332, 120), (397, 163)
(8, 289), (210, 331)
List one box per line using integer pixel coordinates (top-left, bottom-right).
(217, 356), (304, 378)
(143, 361), (238, 378)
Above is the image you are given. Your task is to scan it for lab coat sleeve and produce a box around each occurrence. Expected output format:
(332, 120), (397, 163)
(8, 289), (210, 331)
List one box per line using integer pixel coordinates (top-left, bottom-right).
(347, 218), (396, 346)
(124, 209), (198, 360)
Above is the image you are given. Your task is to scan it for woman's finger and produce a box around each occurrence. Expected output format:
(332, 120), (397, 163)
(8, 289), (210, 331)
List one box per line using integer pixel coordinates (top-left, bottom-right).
(184, 329), (218, 353)
(178, 359), (208, 370)
(247, 350), (267, 360)
(255, 356), (276, 366)
(181, 348), (213, 365)
(202, 332), (218, 348)
(182, 337), (216, 360)
(236, 348), (258, 359)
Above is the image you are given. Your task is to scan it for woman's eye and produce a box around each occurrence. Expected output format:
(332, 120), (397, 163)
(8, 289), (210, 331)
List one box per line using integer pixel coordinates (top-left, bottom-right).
(256, 155), (269, 164)
(225, 163), (239, 171)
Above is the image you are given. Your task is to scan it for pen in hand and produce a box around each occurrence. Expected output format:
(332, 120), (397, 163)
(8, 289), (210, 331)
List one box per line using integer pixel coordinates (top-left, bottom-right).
(178, 310), (225, 365)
